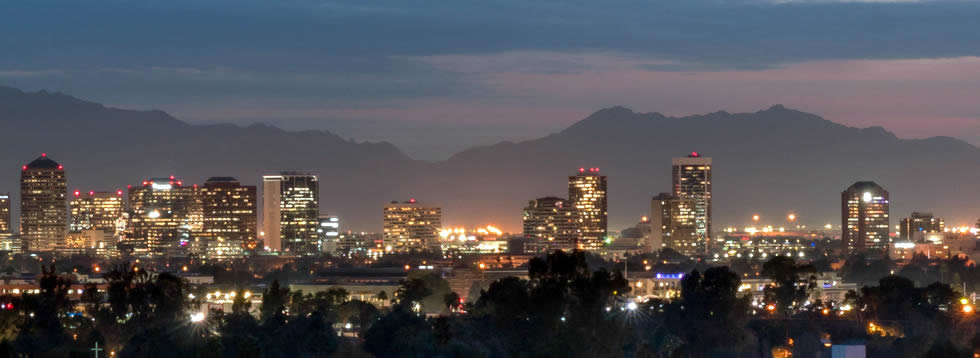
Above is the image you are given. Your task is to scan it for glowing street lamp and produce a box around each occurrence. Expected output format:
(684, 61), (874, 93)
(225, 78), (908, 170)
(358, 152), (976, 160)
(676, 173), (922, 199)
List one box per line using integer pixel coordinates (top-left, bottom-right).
(190, 312), (205, 323)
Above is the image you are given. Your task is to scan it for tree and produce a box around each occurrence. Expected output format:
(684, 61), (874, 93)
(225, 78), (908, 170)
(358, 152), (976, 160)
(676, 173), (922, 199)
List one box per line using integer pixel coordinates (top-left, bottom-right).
(443, 292), (461, 312)
(761, 256), (816, 315)
(232, 288), (252, 314)
(14, 265), (71, 355)
(260, 280), (289, 324)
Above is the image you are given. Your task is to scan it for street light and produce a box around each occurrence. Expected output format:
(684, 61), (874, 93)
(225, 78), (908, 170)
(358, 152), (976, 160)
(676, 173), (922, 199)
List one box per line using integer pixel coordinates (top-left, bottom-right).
(190, 312), (205, 323)
(626, 302), (638, 311)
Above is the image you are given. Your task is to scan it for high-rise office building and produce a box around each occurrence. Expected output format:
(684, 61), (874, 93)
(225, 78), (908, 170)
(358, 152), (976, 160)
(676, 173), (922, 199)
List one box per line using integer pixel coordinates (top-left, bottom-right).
(899, 212), (944, 241)
(569, 168), (607, 250)
(671, 153), (711, 255)
(0, 193), (13, 253)
(70, 190), (125, 234)
(842, 181), (890, 254)
(262, 173), (319, 254)
(649, 193), (699, 256)
(199, 177), (257, 260)
(70, 190), (126, 256)
(317, 215), (340, 253)
(522, 197), (577, 253)
(0, 193), (9, 235)
(126, 177), (202, 257)
(20, 154), (67, 252)
(383, 200), (442, 252)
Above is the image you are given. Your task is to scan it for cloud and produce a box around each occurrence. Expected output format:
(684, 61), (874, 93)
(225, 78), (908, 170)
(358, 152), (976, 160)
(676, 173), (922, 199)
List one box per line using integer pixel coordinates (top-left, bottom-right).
(2, 0), (979, 158)
(0, 69), (63, 78)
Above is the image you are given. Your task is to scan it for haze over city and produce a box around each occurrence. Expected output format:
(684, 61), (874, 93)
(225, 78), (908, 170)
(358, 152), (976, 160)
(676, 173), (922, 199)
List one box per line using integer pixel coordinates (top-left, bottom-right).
(3, 1), (980, 160)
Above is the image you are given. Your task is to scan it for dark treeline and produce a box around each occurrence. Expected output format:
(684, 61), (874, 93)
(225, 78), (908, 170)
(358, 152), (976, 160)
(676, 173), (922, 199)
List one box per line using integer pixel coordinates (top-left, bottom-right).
(0, 251), (978, 357)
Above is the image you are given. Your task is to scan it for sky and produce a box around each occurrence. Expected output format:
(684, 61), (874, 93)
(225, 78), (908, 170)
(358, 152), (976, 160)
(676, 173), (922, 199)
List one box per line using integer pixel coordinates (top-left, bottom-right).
(2, 0), (979, 160)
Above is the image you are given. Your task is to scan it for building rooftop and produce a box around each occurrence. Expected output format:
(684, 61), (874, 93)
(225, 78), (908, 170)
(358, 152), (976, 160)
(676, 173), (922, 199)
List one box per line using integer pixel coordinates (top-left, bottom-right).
(24, 154), (62, 170)
(846, 181), (885, 192)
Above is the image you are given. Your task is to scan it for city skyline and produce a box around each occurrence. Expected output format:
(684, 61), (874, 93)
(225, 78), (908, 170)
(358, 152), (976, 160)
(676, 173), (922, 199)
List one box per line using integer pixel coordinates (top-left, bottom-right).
(2, 150), (976, 236)
(2, 2), (979, 356)
(2, 87), (977, 233)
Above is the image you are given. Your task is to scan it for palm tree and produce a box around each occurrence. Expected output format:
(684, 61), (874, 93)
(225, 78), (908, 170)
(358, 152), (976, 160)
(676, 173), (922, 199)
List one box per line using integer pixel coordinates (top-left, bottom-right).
(374, 291), (388, 306)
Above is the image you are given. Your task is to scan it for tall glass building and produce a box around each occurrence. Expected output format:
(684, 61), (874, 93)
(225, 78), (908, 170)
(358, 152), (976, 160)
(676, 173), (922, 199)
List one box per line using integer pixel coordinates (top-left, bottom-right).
(20, 154), (67, 252)
(842, 181), (890, 254)
(671, 153), (712, 255)
(262, 173), (319, 254)
(383, 200), (441, 252)
(126, 177), (202, 257)
(200, 177), (256, 260)
(568, 168), (607, 251)
(523, 196), (576, 253)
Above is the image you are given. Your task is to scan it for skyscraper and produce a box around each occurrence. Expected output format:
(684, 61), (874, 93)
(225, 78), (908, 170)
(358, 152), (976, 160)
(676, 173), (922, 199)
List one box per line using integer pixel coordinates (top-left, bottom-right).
(649, 193), (699, 256)
(126, 177), (202, 257)
(70, 190), (126, 256)
(199, 177), (257, 260)
(899, 212), (944, 241)
(70, 190), (125, 234)
(522, 197), (577, 253)
(262, 173), (319, 254)
(842, 181), (890, 254)
(0, 193), (13, 253)
(569, 168), (608, 250)
(383, 200), (442, 252)
(671, 152), (712, 255)
(20, 154), (67, 252)
(0, 193), (9, 235)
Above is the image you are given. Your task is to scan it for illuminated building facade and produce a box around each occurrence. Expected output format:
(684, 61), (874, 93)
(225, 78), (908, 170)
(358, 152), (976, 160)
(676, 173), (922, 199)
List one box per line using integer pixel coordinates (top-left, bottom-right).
(70, 191), (125, 234)
(522, 197), (577, 253)
(899, 212), (944, 241)
(0, 194), (13, 253)
(0, 193), (9, 235)
(439, 226), (508, 255)
(841, 181), (890, 254)
(383, 200), (442, 252)
(337, 232), (384, 257)
(262, 173), (319, 254)
(20, 154), (67, 252)
(199, 177), (256, 260)
(718, 231), (823, 260)
(568, 168), (607, 250)
(671, 153), (711, 255)
(70, 190), (126, 256)
(650, 193), (699, 256)
(126, 177), (202, 257)
(317, 215), (340, 253)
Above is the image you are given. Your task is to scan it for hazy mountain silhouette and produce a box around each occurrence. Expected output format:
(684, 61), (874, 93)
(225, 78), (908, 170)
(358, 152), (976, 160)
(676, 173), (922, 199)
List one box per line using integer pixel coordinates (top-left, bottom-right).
(1, 86), (977, 233)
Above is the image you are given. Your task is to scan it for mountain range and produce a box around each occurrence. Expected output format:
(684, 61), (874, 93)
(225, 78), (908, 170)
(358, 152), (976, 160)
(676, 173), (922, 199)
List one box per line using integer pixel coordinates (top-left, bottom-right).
(1, 86), (978, 233)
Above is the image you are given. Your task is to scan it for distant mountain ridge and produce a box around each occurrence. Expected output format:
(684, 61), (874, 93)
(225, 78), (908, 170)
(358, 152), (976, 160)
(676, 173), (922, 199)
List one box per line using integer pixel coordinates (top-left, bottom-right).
(1, 86), (977, 232)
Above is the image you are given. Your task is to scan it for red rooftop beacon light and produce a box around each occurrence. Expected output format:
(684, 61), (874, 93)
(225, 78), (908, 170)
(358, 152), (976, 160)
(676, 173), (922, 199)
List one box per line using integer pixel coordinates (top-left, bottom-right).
(73, 190), (80, 197)
(41, 153), (46, 157)
(579, 168), (585, 172)
(690, 151), (700, 157)
(409, 198), (416, 203)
